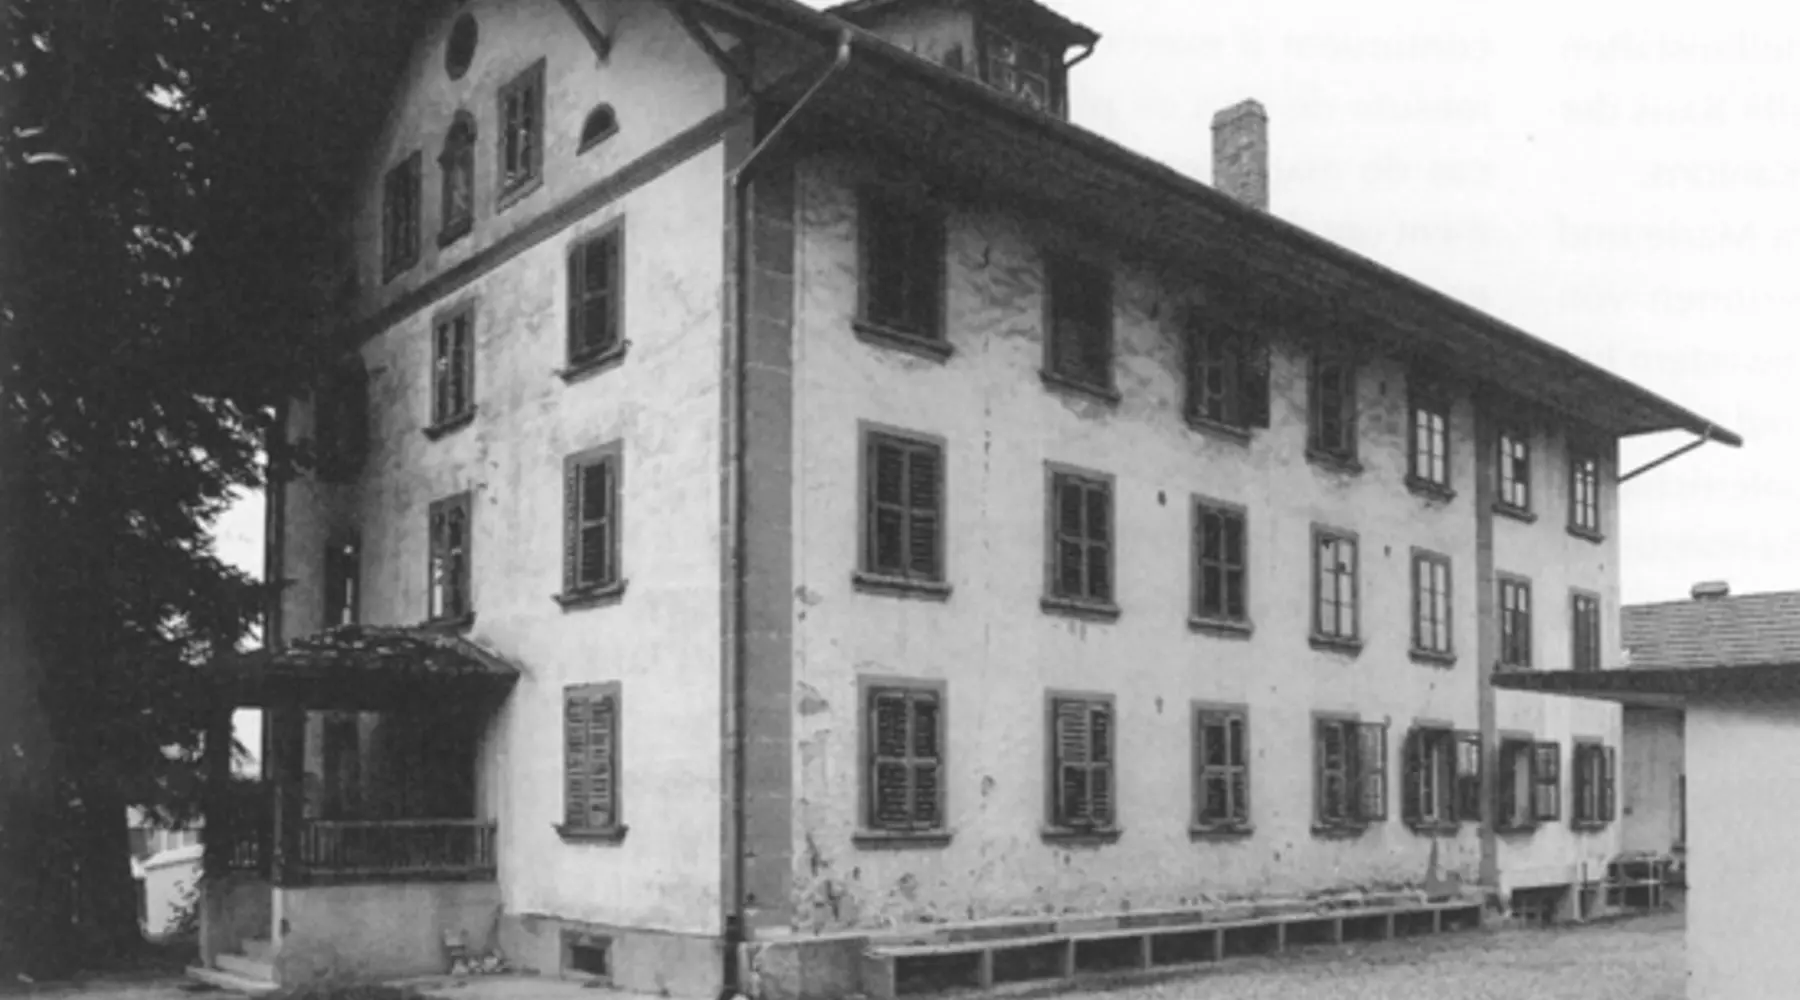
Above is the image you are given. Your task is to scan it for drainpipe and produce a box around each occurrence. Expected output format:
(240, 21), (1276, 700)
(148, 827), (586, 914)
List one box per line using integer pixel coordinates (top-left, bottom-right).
(261, 400), (288, 770)
(721, 31), (853, 999)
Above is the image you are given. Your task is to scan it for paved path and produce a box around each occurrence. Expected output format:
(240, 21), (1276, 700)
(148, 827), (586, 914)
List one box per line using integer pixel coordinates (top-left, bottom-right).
(1057, 911), (1683, 1000)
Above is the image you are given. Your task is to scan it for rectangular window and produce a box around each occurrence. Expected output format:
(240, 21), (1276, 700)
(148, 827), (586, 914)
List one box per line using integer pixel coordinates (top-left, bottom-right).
(1498, 427), (1531, 511)
(1572, 591), (1602, 671)
(865, 683), (945, 833)
(859, 191), (943, 342)
(1192, 500), (1248, 623)
(1047, 468), (1113, 606)
(324, 534), (360, 628)
(1308, 352), (1357, 460)
(981, 25), (1056, 113)
(1454, 731), (1482, 823)
(1569, 449), (1602, 534)
(498, 60), (545, 199)
(1410, 550), (1452, 656)
(382, 152), (421, 280)
(1572, 741), (1617, 827)
(562, 682), (621, 834)
(563, 444), (622, 596)
(568, 226), (624, 367)
(1313, 528), (1359, 642)
(431, 305), (475, 428)
(1408, 387), (1451, 489)
(1500, 576), (1532, 668)
(1497, 737), (1534, 830)
(1187, 326), (1269, 430)
(862, 430), (945, 583)
(1403, 727), (1456, 828)
(428, 492), (472, 622)
(1192, 707), (1249, 831)
(1314, 717), (1386, 830)
(1532, 741), (1562, 822)
(1044, 254), (1113, 392)
(1049, 695), (1115, 831)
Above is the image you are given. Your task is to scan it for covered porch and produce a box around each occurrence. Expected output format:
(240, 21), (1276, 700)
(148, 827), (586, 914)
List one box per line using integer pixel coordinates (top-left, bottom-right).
(195, 626), (519, 990)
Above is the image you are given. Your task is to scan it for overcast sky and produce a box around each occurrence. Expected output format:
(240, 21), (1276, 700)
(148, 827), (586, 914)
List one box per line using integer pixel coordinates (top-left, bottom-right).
(210, 0), (1798, 608)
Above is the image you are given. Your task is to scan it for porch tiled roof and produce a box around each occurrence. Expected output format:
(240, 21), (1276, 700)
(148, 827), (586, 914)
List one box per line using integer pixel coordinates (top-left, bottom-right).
(212, 625), (521, 709)
(1622, 591), (1800, 670)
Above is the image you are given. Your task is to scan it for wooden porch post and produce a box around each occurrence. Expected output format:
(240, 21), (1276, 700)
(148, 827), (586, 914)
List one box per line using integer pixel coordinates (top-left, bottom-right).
(201, 698), (234, 879)
(269, 709), (306, 886)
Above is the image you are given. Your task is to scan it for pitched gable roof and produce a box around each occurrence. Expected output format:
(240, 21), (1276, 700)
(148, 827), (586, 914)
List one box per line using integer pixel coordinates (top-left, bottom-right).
(1622, 591), (1800, 669)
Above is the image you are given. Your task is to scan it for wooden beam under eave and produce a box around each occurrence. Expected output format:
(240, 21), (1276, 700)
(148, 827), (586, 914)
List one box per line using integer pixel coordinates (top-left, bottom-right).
(554, 0), (613, 62)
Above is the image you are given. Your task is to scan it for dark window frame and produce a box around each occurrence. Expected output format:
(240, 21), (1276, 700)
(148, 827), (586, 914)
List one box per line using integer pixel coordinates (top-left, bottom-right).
(1190, 497), (1249, 629)
(1191, 703), (1251, 835)
(859, 676), (949, 844)
(560, 442), (625, 607)
(497, 58), (546, 208)
(1497, 425), (1533, 514)
(1496, 735), (1536, 831)
(382, 151), (422, 282)
(438, 111), (477, 246)
(1571, 589), (1602, 671)
(428, 300), (477, 434)
(1313, 714), (1387, 833)
(565, 220), (626, 375)
(855, 187), (947, 354)
(1185, 321), (1270, 434)
(559, 681), (625, 842)
(1571, 739), (1616, 828)
(1454, 731), (1483, 824)
(1499, 574), (1533, 669)
(1307, 349), (1359, 465)
(1531, 740), (1562, 822)
(1402, 724), (1457, 831)
(1043, 463), (1118, 618)
(857, 425), (949, 596)
(1569, 446), (1603, 537)
(323, 532), (361, 628)
(1407, 380), (1452, 495)
(1410, 548), (1454, 661)
(975, 19), (1065, 116)
(1045, 691), (1118, 840)
(427, 491), (473, 626)
(1041, 252), (1116, 400)
(1311, 525), (1360, 648)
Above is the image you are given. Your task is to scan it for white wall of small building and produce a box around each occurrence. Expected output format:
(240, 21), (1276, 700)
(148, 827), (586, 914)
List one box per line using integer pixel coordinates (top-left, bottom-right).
(1621, 706), (1684, 856)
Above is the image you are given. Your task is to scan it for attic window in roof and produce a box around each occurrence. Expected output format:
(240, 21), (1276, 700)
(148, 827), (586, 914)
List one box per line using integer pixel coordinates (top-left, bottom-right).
(446, 14), (478, 81)
(578, 104), (618, 154)
(979, 25), (1057, 114)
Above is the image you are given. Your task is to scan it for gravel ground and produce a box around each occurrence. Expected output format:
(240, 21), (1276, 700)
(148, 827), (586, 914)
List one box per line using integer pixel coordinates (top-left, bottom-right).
(1057, 911), (1684, 1000)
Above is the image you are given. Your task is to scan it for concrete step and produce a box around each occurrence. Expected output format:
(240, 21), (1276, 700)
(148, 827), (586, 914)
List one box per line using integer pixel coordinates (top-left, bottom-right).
(240, 938), (273, 963)
(187, 963), (278, 996)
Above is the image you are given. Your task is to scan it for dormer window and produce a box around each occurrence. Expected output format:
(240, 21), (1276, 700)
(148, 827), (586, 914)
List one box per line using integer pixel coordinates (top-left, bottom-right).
(979, 24), (1059, 114)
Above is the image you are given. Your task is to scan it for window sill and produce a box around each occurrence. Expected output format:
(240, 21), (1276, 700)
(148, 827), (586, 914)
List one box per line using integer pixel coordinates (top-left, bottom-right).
(555, 824), (628, 845)
(853, 320), (954, 361)
(422, 409), (477, 441)
(1305, 448), (1363, 476)
(1492, 502), (1537, 524)
(496, 174), (544, 214)
(1309, 634), (1363, 656)
(437, 218), (473, 248)
(558, 342), (630, 384)
(1495, 823), (1539, 837)
(1183, 414), (1253, 445)
(1405, 476), (1457, 503)
(1188, 616), (1253, 639)
(1311, 823), (1371, 840)
(852, 829), (954, 850)
(1566, 524), (1605, 545)
(577, 123), (620, 155)
(1188, 823), (1254, 841)
(853, 572), (953, 602)
(1041, 595), (1122, 623)
(555, 580), (628, 611)
(1570, 819), (1610, 833)
(1040, 826), (1122, 847)
(1406, 820), (1459, 836)
(1409, 647), (1457, 668)
(1496, 660), (1534, 673)
(1038, 369), (1121, 406)
(423, 612), (477, 635)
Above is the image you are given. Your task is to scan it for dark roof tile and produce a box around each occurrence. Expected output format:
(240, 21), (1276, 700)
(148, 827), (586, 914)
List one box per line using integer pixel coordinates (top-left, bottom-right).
(1622, 591), (1800, 670)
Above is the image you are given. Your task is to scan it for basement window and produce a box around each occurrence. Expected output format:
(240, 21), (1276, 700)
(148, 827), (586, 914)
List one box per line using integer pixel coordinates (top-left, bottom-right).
(561, 930), (611, 980)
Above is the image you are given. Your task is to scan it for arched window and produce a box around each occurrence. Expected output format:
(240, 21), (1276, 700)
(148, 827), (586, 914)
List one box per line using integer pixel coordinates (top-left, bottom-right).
(578, 104), (618, 154)
(439, 112), (476, 245)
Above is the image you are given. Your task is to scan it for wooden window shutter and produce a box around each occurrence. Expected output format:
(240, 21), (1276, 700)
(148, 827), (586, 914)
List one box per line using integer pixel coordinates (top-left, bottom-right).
(869, 439), (906, 574)
(564, 694), (589, 828)
(1600, 746), (1617, 821)
(870, 691), (911, 828)
(586, 695), (616, 828)
(567, 242), (586, 362)
(562, 460), (581, 593)
(906, 445), (941, 579)
(1089, 703), (1113, 826)
(911, 694), (942, 827)
(579, 459), (613, 588)
(1401, 730), (1422, 823)
(1238, 336), (1271, 428)
(1053, 699), (1091, 825)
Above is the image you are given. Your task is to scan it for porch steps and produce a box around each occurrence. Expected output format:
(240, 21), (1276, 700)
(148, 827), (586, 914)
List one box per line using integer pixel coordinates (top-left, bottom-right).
(187, 961), (278, 996)
(240, 938), (274, 963)
(860, 898), (1484, 999)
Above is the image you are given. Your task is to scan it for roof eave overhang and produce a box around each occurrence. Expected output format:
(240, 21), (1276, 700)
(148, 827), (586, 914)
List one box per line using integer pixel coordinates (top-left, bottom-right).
(1493, 662), (1800, 709)
(722, 0), (1739, 448)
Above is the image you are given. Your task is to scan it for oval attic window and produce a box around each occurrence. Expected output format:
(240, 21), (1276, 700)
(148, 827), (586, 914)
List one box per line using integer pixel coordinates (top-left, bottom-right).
(445, 14), (478, 80)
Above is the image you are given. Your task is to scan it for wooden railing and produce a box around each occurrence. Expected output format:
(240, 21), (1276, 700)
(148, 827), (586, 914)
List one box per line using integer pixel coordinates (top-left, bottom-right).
(298, 818), (497, 881)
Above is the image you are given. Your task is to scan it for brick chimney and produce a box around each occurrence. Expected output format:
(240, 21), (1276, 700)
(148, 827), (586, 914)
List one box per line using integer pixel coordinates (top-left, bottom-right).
(1212, 99), (1269, 211)
(1691, 580), (1730, 600)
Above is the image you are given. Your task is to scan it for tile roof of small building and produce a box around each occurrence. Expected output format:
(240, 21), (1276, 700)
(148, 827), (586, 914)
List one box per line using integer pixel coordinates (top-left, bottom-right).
(1622, 591), (1800, 670)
